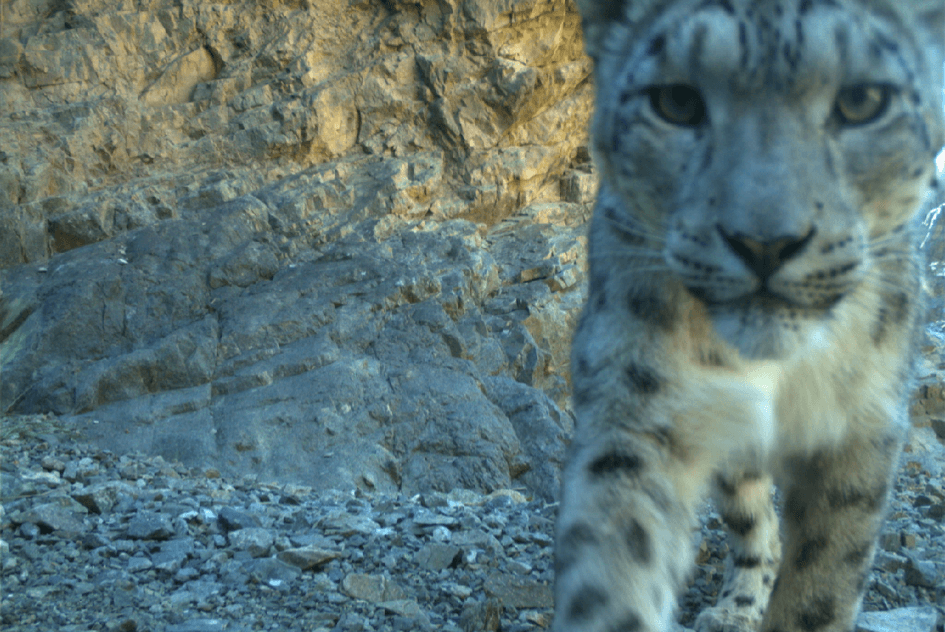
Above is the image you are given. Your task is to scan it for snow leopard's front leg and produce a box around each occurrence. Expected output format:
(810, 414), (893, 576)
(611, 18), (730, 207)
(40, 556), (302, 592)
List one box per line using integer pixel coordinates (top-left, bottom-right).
(761, 429), (903, 632)
(695, 472), (781, 632)
(553, 429), (697, 632)
(553, 310), (699, 631)
(553, 296), (781, 632)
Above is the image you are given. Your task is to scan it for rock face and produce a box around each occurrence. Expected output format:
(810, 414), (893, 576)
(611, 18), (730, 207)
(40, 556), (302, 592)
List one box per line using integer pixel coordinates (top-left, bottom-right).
(0, 0), (592, 500)
(0, 0), (941, 501)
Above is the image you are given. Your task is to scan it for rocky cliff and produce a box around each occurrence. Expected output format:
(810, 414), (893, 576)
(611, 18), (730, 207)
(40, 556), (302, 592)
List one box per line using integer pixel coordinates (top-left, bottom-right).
(0, 0), (942, 502)
(1, 0), (595, 501)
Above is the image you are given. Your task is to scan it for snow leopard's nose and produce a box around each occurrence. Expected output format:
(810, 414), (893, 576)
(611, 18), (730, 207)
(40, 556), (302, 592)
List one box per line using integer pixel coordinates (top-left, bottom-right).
(718, 226), (816, 282)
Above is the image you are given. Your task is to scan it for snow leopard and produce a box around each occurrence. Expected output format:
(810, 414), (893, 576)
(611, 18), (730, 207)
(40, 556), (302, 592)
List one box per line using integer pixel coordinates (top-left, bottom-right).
(553, 1), (944, 631)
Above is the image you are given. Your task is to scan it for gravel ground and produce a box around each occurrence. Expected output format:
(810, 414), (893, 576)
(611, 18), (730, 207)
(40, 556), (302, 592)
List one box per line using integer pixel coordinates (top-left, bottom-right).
(1, 421), (943, 632)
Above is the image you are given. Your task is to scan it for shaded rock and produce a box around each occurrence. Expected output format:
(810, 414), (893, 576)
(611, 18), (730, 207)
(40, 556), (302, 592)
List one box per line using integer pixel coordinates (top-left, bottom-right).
(932, 418), (945, 440)
(142, 47), (218, 107)
(277, 545), (342, 570)
(483, 572), (553, 609)
(151, 549), (187, 574)
(320, 511), (380, 537)
(19, 496), (88, 535)
(341, 573), (407, 603)
(460, 598), (502, 632)
(2, 210), (582, 500)
(217, 507), (261, 532)
(415, 543), (462, 571)
(903, 555), (944, 589)
(379, 599), (423, 617)
(165, 619), (228, 632)
(246, 557), (301, 589)
(228, 527), (275, 558)
(126, 512), (174, 540)
(855, 606), (940, 632)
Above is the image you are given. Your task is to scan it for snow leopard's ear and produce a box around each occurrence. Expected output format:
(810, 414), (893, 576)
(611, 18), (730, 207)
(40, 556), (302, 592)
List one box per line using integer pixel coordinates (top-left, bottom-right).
(574, 0), (663, 61)
(903, 0), (945, 152)
(905, 0), (944, 60)
(913, 0), (944, 35)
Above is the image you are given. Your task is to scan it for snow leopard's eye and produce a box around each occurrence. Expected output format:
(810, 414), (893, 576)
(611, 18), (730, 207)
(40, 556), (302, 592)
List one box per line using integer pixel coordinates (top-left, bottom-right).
(834, 84), (893, 126)
(648, 85), (707, 127)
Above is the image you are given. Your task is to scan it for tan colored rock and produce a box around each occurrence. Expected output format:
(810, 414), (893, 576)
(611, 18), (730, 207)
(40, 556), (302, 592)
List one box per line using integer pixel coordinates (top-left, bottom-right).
(142, 46), (217, 107)
(1, 0), (590, 258)
(277, 545), (343, 570)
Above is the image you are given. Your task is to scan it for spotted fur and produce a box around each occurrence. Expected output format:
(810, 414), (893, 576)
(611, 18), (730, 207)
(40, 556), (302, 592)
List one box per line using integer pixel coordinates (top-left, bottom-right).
(554, 1), (944, 631)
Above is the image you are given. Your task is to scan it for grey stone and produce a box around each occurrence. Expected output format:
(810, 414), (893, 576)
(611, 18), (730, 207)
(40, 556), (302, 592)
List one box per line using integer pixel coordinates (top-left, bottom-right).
(415, 543), (462, 571)
(451, 528), (504, 557)
(21, 497), (88, 535)
(412, 509), (458, 527)
(460, 598), (502, 632)
(72, 481), (132, 514)
(483, 572), (553, 609)
(217, 507), (261, 531)
(874, 551), (908, 573)
(18, 522), (41, 539)
(277, 545), (343, 570)
(79, 532), (110, 549)
(127, 555), (153, 572)
(170, 580), (224, 605)
(483, 375), (573, 500)
(904, 555), (944, 589)
(40, 455), (65, 472)
(150, 538), (195, 572)
(165, 620), (227, 632)
(855, 606), (940, 632)
(126, 511), (174, 540)
(245, 557), (302, 590)
(379, 599), (423, 618)
(227, 527), (275, 558)
(341, 573), (407, 603)
(320, 512), (380, 537)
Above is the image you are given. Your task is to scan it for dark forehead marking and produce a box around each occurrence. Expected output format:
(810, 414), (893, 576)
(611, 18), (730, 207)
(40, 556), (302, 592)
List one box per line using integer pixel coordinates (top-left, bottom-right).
(597, 0), (629, 23)
(696, 0), (735, 14)
(738, 21), (750, 69)
(871, 28), (918, 88)
(832, 25), (850, 69)
(689, 23), (710, 76)
(794, 17), (804, 46)
(648, 33), (667, 57)
(800, 0), (842, 13)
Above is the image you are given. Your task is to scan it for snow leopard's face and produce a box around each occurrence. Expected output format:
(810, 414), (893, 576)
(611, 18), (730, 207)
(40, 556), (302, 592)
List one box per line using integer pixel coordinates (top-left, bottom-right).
(587, 0), (943, 358)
